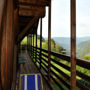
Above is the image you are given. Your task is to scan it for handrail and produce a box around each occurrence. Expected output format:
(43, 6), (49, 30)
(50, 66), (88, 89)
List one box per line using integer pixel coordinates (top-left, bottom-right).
(31, 46), (90, 69)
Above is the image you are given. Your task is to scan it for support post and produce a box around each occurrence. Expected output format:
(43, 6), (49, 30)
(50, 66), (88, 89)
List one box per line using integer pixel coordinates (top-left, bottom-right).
(12, 44), (18, 90)
(35, 31), (37, 63)
(33, 34), (34, 60)
(48, 0), (51, 80)
(40, 18), (42, 69)
(27, 36), (28, 51)
(1, 0), (14, 89)
(71, 0), (76, 90)
(30, 34), (32, 57)
(31, 34), (32, 59)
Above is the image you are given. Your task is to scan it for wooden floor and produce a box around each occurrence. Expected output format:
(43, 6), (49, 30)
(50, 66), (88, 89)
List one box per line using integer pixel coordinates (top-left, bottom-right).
(16, 51), (51, 90)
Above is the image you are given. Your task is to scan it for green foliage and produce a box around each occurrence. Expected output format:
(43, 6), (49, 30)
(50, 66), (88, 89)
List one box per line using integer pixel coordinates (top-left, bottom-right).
(77, 40), (90, 58)
(42, 39), (65, 54)
(37, 35), (45, 42)
(83, 56), (90, 60)
(21, 37), (27, 45)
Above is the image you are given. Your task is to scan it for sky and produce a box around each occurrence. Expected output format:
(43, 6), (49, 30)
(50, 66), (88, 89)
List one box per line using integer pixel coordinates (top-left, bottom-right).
(38, 0), (90, 38)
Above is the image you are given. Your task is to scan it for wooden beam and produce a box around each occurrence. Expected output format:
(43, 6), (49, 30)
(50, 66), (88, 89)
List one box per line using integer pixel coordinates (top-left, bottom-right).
(17, 16), (39, 42)
(1, 0), (14, 89)
(17, 1), (49, 6)
(71, 0), (76, 90)
(19, 6), (45, 17)
(48, 0), (51, 81)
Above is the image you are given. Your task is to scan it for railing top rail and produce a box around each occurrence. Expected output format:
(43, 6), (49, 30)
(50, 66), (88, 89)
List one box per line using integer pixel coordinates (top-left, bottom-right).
(31, 46), (90, 69)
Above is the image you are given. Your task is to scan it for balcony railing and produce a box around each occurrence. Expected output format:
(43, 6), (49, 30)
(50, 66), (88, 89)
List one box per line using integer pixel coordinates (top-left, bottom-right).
(24, 44), (90, 90)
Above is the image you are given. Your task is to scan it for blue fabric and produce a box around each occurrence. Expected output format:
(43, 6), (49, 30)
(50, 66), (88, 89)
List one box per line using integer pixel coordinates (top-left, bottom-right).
(37, 75), (40, 90)
(22, 76), (25, 90)
(22, 75), (40, 90)
(27, 75), (35, 90)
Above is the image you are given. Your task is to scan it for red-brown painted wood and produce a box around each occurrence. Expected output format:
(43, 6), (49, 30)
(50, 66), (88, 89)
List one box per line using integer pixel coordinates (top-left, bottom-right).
(0, 0), (6, 87)
(1, 0), (14, 89)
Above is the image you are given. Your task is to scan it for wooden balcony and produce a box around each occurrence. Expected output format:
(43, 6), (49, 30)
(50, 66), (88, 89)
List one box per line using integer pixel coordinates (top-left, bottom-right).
(15, 51), (51, 90)
(0, 0), (90, 90)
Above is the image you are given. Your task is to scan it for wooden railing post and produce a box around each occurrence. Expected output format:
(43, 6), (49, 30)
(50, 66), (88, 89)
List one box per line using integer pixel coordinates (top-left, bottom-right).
(71, 0), (76, 90)
(27, 35), (28, 51)
(33, 34), (34, 60)
(48, 0), (51, 80)
(35, 31), (37, 63)
(40, 18), (42, 69)
(30, 34), (32, 57)
(31, 34), (32, 59)
(29, 35), (30, 53)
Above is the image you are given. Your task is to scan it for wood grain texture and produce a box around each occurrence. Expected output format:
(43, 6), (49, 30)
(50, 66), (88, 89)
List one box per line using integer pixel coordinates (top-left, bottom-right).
(71, 0), (76, 90)
(18, 16), (39, 42)
(1, 0), (14, 89)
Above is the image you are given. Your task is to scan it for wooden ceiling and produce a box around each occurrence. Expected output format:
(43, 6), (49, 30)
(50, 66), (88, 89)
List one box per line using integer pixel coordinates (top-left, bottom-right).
(15, 0), (49, 41)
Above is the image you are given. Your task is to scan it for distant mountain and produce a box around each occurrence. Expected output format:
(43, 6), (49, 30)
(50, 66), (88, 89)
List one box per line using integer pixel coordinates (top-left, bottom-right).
(77, 40), (90, 58)
(44, 37), (90, 57)
(52, 37), (90, 56)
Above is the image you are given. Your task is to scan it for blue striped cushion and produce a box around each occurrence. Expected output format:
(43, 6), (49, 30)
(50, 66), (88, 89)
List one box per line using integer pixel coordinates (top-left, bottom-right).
(22, 75), (40, 90)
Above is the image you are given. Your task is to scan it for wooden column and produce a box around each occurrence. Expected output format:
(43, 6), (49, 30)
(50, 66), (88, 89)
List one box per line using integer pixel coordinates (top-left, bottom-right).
(1, 0), (14, 90)
(40, 18), (42, 69)
(0, 9), (7, 90)
(27, 35), (28, 51)
(12, 8), (18, 90)
(48, 0), (51, 80)
(31, 35), (32, 59)
(30, 35), (31, 56)
(35, 31), (37, 63)
(0, 0), (6, 88)
(28, 35), (30, 52)
(71, 0), (76, 90)
(12, 44), (17, 90)
(33, 34), (34, 60)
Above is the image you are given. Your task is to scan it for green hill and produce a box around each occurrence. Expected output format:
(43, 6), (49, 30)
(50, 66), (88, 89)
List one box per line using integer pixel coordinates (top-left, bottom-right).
(77, 40), (90, 58)
(21, 35), (66, 54)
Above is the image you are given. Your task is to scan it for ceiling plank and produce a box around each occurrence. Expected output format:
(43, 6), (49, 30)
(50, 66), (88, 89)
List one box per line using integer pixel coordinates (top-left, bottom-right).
(19, 6), (45, 17)
(17, 0), (49, 6)
(17, 16), (39, 42)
